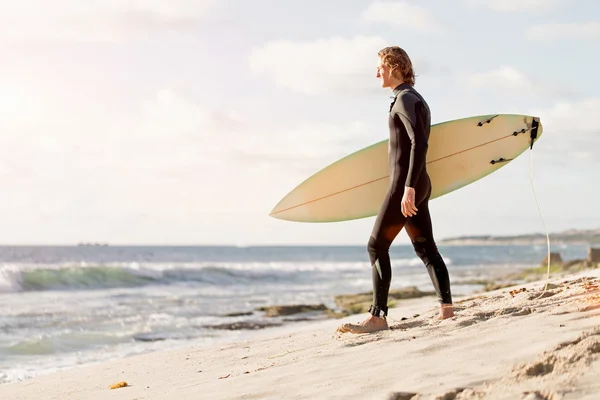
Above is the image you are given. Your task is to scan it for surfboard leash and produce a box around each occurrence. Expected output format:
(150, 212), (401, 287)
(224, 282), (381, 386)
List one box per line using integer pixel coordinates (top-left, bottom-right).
(527, 117), (552, 300)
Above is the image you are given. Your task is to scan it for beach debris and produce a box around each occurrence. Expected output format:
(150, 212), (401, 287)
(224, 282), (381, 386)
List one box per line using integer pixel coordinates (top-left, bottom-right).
(581, 281), (598, 292)
(219, 373), (230, 379)
(109, 381), (128, 390)
(509, 288), (527, 297)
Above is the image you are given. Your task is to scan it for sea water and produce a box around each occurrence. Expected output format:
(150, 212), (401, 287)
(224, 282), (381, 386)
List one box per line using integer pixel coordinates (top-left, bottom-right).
(0, 244), (588, 384)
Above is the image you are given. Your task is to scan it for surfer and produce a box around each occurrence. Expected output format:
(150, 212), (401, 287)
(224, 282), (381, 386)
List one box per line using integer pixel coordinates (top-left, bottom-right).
(338, 46), (454, 334)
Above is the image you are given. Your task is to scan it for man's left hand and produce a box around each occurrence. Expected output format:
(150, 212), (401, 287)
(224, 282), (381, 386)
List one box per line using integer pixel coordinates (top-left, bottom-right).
(401, 186), (418, 217)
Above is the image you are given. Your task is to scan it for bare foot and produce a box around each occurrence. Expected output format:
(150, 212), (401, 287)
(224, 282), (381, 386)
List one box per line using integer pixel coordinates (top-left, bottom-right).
(439, 303), (454, 319)
(336, 315), (388, 334)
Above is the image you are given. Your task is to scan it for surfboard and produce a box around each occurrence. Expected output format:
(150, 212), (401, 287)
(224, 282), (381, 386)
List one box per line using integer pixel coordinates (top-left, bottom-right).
(269, 114), (543, 223)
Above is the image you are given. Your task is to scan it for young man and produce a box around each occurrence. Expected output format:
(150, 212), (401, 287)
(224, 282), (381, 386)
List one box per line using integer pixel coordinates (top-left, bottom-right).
(337, 46), (454, 334)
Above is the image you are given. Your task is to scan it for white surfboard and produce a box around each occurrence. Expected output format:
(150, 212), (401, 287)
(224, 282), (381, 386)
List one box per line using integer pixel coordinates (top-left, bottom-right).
(269, 114), (543, 223)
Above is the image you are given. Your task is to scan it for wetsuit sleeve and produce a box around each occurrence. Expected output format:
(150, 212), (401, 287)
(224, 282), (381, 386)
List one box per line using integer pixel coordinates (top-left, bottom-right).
(394, 95), (428, 188)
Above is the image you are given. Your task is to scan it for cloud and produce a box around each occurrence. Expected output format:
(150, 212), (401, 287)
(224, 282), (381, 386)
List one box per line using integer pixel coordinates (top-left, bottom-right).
(526, 23), (600, 41)
(0, 85), (241, 225)
(0, 81), (374, 242)
(531, 98), (600, 134)
(462, 66), (596, 163)
(362, 1), (441, 33)
(0, 0), (214, 42)
(466, 66), (577, 99)
(529, 98), (600, 163)
(250, 35), (426, 95)
(463, 0), (567, 12)
(468, 66), (533, 91)
(229, 121), (372, 175)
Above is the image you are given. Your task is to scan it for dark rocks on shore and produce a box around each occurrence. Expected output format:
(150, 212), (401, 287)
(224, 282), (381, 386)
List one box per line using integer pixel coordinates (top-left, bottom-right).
(541, 252), (563, 266)
(223, 311), (254, 317)
(462, 247), (600, 294)
(589, 247), (600, 263)
(256, 304), (329, 317)
(205, 321), (284, 331)
(208, 247), (600, 332)
(334, 286), (435, 315)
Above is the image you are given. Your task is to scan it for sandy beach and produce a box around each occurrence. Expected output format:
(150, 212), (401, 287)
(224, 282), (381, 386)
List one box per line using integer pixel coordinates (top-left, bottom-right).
(0, 266), (598, 400)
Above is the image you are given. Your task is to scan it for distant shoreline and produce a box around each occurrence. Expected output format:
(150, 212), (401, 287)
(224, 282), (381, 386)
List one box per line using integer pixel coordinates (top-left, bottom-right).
(439, 228), (600, 246)
(439, 239), (598, 246)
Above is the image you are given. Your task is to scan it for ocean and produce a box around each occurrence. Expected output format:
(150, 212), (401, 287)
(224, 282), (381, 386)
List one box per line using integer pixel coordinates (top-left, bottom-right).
(0, 243), (588, 385)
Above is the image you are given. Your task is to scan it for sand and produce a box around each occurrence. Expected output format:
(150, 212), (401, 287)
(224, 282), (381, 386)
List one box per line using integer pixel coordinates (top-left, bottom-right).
(1, 269), (599, 400)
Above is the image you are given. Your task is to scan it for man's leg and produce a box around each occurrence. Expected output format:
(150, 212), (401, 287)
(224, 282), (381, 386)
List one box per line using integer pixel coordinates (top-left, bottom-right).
(404, 198), (453, 318)
(337, 189), (407, 333)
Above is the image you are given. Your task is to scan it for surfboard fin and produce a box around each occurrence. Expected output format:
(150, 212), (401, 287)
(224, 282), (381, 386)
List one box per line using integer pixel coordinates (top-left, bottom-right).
(530, 117), (540, 150)
(490, 157), (512, 165)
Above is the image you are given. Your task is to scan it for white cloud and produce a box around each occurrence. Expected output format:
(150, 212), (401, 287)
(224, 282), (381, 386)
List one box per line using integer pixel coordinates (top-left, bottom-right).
(468, 66), (534, 91)
(249, 35), (393, 95)
(0, 85), (241, 229)
(0, 0), (214, 42)
(362, 1), (441, 33)
(0, 81), (374, 242)
(463, 67), (598, 163)
(526, 23), (600, 41)
(464, 0), (567, 12)
(529, 98), (600, 163)
(230, 121), (371, 174)
(466, 65), (576, 99)
(530, 98), (600, 134)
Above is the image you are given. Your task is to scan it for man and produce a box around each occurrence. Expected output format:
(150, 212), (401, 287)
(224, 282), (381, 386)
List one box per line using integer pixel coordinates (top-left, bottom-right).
(338, 46), (454, 334)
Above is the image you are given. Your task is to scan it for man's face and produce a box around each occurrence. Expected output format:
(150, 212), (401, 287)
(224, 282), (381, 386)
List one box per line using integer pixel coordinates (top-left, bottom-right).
(376, 58), (392, 88)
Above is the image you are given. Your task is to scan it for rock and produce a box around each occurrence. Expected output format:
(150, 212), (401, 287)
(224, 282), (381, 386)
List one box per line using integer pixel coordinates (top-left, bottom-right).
(563, 259), (585, 269)
(257, 304), (329, 317)
(541, 252), (562, 266)
(205, 321), (283, 330)
(133, 334), (167, 342)
(588, 247), (600, 263)
(334, 286), (435, 315)
(223, 311), (254, 317)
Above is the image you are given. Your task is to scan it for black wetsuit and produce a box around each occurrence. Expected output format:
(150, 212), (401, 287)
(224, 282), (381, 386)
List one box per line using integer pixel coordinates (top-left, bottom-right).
(367, 83), (452, 318)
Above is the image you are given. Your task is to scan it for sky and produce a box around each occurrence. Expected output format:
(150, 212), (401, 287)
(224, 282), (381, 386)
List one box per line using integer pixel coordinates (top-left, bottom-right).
(1, 0), (599, 245)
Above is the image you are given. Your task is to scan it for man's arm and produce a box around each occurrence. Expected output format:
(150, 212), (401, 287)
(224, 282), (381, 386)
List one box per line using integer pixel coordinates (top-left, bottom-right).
(395, 96), (428, 188)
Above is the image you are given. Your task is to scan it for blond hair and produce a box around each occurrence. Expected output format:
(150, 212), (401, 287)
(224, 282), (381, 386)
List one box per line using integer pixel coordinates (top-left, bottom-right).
(378, 46), (416, 86)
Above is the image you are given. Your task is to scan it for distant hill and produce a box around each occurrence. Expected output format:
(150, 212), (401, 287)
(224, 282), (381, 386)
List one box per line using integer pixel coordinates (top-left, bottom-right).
(440, 228), (600, 245)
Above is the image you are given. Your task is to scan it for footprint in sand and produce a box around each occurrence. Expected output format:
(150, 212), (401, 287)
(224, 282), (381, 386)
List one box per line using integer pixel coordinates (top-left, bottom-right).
(520, 390), (560, 400)
(386, 391), (419, 400)
(512, 327), (600, 380)
(528, 290), (559, 300)
(389, 320), (428, 331)
(497, 307), (534, 317)
(456, 317), (480, 328)
(432, 387), (485, 400)
(452, 307), (533, 329)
